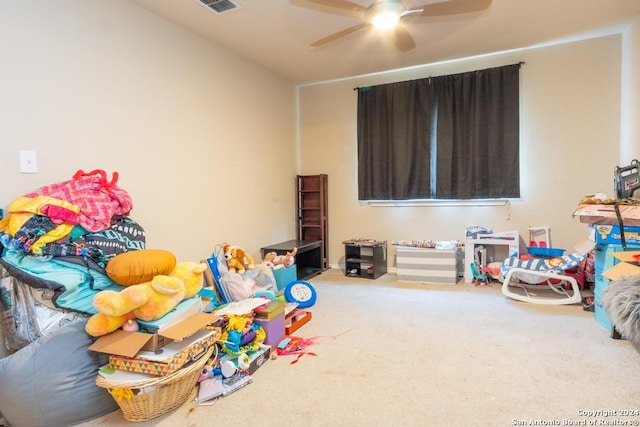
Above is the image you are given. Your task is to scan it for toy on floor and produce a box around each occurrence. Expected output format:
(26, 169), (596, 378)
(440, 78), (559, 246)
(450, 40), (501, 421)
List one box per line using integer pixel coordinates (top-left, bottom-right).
(470, 263), (490, 286)
(262, 247), (297, 270)
(223, 243), (255, 273)
(85, 261), (207, 337)
(500, 250), (586, 305)
(197, 346), (222, 382)
(602, 275), (640, 342)
(219, 313), (266, 355)
(284, 280), (317, 308)
(276, 335), (318, 364)
(529, 226), (551, 248)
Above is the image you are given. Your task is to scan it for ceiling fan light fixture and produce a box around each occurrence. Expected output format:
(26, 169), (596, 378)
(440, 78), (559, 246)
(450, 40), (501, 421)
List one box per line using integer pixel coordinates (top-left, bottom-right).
(302, 0), (492, 52)
(365, 1), (405, 30)
(371, 11), (399, 30)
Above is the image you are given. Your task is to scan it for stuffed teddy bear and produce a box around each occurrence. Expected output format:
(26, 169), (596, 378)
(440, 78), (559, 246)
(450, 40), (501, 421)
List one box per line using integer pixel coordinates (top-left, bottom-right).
(85, 261), (207, 337)
(262, 247), (297, 270)
(222, 243), (255, 274)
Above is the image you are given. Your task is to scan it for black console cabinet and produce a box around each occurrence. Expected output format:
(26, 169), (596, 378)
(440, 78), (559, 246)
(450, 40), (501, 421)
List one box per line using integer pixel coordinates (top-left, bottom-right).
(261, 239), (323, 281)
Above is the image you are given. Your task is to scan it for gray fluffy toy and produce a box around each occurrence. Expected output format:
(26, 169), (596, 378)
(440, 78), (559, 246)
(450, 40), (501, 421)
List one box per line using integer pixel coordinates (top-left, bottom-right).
(602, 275), (640, 343)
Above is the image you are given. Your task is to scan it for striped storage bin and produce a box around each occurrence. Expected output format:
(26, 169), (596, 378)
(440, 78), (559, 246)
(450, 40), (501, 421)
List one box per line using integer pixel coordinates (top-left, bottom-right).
(396, 246), (461, 285)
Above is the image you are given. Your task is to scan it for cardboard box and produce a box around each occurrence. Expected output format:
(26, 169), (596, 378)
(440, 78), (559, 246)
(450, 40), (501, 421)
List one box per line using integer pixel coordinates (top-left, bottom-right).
(107, 328), (217, 376)
(602, 251), (640, 280)
(591, 224), (640, 245)
(573, 204), (640, 226)
(89, 312), (220, 357)
(140, 334), (174, 353)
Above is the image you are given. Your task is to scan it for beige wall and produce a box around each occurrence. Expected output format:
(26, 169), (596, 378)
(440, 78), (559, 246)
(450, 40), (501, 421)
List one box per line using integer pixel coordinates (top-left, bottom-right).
(0, 1), (635, 272)
(0, 1), (297, 263)
(298, 35), (623, 269)
(621, 16), (640, 162)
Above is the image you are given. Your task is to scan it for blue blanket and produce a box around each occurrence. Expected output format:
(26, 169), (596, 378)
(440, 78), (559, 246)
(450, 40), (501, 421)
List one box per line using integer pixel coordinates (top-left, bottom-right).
(0, 249), (123, 315)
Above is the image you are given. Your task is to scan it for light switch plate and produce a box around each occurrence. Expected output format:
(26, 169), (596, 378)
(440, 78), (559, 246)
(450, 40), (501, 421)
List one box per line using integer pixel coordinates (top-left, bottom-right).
(19, 150), (38, 173)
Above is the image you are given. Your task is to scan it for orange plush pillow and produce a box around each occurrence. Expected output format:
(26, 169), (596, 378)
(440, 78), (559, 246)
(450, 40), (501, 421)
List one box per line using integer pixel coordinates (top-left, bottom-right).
(105, 249), (177, 286)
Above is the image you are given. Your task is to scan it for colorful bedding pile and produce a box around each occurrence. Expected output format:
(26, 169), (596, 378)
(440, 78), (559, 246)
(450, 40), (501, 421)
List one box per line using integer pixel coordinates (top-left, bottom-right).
(0, 169), (145, 315)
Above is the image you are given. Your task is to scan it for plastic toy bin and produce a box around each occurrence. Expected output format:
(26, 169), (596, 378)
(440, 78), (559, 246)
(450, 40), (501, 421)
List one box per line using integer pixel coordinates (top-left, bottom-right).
(526, 247), (565, 258)
(272, 264), (296, 291)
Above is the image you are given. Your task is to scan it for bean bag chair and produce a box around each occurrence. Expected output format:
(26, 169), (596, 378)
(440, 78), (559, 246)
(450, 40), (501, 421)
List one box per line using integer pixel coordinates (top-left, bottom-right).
(0, 321), (118, 427)
(602, 275), (640, 343)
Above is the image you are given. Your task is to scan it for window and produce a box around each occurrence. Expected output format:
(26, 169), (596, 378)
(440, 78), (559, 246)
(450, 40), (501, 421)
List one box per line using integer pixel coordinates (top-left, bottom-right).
(357, 63), (521, 201)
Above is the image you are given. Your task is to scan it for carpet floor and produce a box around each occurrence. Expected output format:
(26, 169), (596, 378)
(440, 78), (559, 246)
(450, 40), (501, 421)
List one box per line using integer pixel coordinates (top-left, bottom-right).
(81, 268), (640, 427)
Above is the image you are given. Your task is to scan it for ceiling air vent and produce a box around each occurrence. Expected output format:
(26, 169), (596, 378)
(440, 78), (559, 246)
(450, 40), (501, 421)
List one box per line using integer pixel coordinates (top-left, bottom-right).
(196, 0), (239, 14)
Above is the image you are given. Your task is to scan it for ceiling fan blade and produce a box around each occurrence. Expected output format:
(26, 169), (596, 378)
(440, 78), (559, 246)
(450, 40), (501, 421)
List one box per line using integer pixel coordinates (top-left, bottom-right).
(310, 22), (369, 47)
(390, 26), (416, 52)
(304, 0), (367, 14)
(413, 0), (492, 17)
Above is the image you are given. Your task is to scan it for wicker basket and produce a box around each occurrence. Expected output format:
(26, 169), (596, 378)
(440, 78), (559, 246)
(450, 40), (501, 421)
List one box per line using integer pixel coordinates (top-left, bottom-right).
(96, 346), (216, 422)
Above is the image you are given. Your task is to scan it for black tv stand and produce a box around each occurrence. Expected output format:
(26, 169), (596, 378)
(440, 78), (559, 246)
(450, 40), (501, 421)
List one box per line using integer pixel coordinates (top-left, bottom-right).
(260, 240), (324, 281)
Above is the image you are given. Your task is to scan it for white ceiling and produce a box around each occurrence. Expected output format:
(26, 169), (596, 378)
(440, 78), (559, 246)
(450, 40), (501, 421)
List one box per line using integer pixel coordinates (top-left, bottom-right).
(130, 0), (640, 84)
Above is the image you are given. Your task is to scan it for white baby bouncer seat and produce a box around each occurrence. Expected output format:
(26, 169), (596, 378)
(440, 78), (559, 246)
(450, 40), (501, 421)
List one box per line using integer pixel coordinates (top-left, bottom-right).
(500, 252), (586, 305)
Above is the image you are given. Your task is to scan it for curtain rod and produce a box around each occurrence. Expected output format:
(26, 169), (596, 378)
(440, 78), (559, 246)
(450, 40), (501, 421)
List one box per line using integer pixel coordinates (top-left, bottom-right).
(353, 61), (525, 91)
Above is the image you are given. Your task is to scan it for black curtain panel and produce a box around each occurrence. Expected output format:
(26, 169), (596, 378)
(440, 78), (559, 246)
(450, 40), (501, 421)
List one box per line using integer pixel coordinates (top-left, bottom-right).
(357, 63), (521, 200)
(433, 64), (520, 199)
(357, 79), (433, 200)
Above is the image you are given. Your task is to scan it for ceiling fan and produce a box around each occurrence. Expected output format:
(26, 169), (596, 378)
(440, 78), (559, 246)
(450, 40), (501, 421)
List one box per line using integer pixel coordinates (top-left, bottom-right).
(297, 0), (492, 52)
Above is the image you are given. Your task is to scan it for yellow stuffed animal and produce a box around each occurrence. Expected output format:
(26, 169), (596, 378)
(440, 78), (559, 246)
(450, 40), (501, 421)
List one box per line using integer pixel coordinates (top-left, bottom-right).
(222, 243), (255, 274)
(85, 261), (207, 337)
